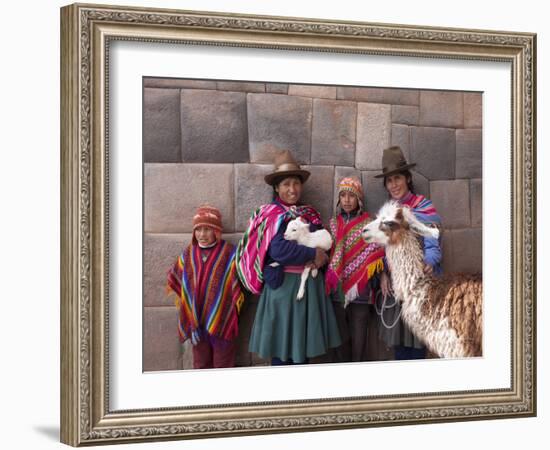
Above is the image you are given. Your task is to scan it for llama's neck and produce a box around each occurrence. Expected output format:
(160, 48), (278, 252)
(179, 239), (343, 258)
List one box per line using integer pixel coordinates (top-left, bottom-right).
(386, 233), (428, 305)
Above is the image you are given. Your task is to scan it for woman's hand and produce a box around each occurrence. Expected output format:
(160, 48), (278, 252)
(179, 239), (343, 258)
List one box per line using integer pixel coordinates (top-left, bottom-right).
(380, 272), (392, 298)
(313, 247), (329, 268)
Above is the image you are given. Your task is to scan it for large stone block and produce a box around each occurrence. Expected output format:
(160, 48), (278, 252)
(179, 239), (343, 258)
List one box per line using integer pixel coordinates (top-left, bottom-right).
(234, 293), (259, 367)
(180, 89), (249, 162)
(145, 163), (235, 233)
(248, 94), (313, 164)
(143, 306), (182, 371)
(447, 228), (483, 274)
(333, 166), (362, 215)
(221, 233), (245, 247)
(242, 295), (269, 366)
(266, 83), (288, 94)
(470, 178), (483, 227)
(356, 103), (391, 170)
(301, 165), (335, 224)
(143, 78), (217, 90)
(362, 171), (389, 215)
(144, 233), (190, 307)
(464, 92), (483, 128)
(456, 129), (482, 179)
(440, 230), (453, 274)
(311, 99), (356, 166)
(392, 105), (419, 126)
(288, 84), (336, 99)
(181, 340), (194, 370)
(391, 124), (411, 162)
(216, 81), (266, 93)
(337, 87), (420, 105)
(430, 180), (470, 229)
(419, 91), (464, 128)
(335, 166), (362, 182)
(410, 127), (456, 180)
(411, 170), (430, 199)
(234, 164), (273, 231)
(144, 88), (181, 162)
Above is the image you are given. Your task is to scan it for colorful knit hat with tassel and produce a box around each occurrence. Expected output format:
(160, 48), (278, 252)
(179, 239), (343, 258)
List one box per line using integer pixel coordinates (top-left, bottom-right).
(192, 204), (222, 244)
(336, 176), (364, 211)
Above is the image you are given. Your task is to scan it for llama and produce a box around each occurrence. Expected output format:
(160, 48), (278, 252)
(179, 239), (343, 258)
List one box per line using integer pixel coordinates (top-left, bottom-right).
(278, 217), (332, 300)
(362, 201), (482, 358)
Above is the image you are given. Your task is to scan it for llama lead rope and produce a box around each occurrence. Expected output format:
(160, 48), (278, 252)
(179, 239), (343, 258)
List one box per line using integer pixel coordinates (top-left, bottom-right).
(374, 290), (402, 329)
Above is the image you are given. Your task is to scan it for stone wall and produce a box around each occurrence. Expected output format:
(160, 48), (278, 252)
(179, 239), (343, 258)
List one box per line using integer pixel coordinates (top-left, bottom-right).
(143, 77), (483, 371)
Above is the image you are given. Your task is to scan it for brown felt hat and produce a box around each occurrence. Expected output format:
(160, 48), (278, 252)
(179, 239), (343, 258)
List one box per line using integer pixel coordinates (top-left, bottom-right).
(264, 149), (310, 186)
(374, 146), (416, 178)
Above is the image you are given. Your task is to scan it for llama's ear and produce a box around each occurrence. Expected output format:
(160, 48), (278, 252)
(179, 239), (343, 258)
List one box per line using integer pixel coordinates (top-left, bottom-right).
(398, 207), (425, 236)
(395, 208), (404, 222)
(394, 208), (409, 229)
(408, 216), (440, 239)
(428, 225), (440, 239)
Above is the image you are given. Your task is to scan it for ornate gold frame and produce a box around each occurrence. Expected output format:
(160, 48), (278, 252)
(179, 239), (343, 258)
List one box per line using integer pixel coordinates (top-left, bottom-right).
(60, 3), (536, 446)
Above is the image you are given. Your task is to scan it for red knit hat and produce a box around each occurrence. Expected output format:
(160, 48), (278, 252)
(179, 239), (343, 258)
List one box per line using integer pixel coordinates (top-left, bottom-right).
(192, 205), (222, 244)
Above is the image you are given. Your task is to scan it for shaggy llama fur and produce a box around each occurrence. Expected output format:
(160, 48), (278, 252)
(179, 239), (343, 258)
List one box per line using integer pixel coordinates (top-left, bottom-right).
(362, 202), (482, 358)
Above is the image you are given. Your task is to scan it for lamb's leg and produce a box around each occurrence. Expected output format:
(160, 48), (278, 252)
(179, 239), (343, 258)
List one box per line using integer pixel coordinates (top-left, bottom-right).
(311, 268), (318, 278)
(297, 266), (311, 300)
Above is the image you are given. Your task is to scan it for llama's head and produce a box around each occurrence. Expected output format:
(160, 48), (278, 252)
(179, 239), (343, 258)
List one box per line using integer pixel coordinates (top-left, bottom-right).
(362, 201), (439, 247)
(284, 217), (309, 241)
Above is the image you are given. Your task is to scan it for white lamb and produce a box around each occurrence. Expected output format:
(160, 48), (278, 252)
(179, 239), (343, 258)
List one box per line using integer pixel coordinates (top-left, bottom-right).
(282, 217), (333, 300)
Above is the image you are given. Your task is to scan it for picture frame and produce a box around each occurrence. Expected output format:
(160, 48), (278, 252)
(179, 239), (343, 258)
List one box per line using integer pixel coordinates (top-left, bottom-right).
(60, 2), (536, 446)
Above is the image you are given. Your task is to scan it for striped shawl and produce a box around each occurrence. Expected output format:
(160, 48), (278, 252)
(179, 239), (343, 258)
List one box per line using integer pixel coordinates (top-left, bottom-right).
(400, 192), (441, 226)
(235, 201), (322, 294)
(325, 212), (385, 302)
(167, 240), (244, 344)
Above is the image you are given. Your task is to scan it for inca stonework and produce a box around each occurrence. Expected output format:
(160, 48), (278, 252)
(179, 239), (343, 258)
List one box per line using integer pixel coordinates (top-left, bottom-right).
(143, 78), (483, 371)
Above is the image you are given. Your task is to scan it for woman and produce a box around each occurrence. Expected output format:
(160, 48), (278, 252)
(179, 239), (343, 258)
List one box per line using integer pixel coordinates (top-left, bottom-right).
(375, 146), (442, 360)
(325, 177), (385, 362)
(236, 150), (341, 365)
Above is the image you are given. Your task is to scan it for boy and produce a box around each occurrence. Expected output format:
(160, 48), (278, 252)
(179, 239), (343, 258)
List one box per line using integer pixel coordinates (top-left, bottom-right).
(167, 205), (244, 369)
(325, 177), (385, 362)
